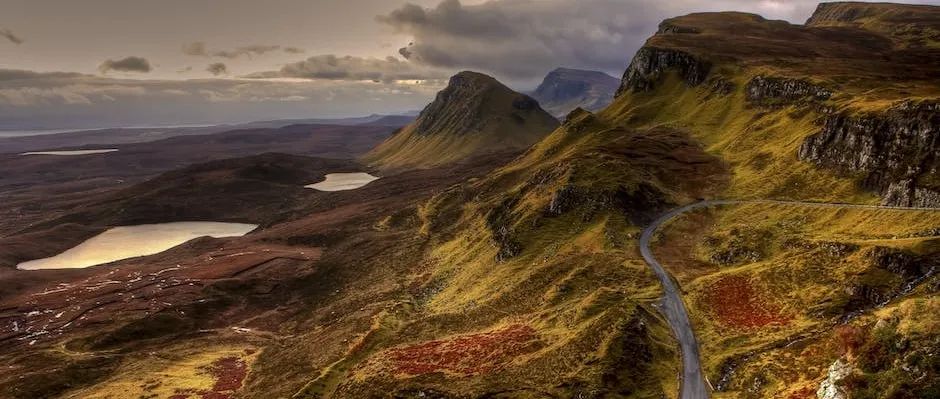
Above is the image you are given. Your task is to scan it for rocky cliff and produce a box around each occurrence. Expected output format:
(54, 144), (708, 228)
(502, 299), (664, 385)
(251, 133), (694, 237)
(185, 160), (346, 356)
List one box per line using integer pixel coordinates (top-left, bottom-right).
(530, 68), (620, 117)
(745, 76), (832, 106)
(364, 71), (559, 169)
(799, 100), (940, 207)
(615, 47), (710, 96)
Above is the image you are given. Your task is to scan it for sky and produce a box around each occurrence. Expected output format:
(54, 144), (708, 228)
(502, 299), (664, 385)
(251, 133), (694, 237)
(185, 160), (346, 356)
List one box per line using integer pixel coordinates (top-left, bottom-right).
(1, 0), (938, 129)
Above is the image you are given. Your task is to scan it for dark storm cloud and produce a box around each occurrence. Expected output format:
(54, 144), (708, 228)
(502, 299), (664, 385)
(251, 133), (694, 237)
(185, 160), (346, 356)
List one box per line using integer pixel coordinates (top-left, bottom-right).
(376, 0), (861, 80)
(377, 0), (648, 79)
(247, 54), (447, 82)
(98, 56), (152, 74)
(206, 62), (228, 76)
(1, 28), (23, 45)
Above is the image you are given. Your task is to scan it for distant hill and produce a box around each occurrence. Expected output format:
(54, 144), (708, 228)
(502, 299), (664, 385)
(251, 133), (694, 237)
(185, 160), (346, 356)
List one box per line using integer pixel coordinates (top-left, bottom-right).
(357, 114), (416, 127)
(364, 71), (559, 169)
(0, 113), (415, 153)
(530, 67), (620, 117)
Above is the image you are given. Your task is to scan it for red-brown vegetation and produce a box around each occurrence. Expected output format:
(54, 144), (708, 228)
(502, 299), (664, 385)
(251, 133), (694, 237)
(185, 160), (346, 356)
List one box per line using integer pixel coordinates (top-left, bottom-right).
(835, 324), (865, 357)
(787, 386), (816, 399)
(702, 276), (791, 330)
(170, 356), (248, 399)
(385, 324), (539, 376)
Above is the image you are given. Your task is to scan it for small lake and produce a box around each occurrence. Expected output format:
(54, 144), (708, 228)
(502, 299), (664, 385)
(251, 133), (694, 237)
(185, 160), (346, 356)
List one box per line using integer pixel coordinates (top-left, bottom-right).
(306, 173), (379, 191)
(16, 222), (258, 270)
(20, 149), (119, 156)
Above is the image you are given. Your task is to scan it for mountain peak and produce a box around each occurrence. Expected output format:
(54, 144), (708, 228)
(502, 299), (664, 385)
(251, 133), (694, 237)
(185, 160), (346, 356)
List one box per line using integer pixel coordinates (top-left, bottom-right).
(531, 68), (619, 117)
(364, 71), (558, 169)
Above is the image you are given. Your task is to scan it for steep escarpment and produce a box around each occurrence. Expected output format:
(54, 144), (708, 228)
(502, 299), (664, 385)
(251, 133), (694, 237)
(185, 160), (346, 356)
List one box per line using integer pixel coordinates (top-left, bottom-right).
(615, 46), (711, 95)
(800, 100), (940, 207)
(530, 68), (620, 117)
(364, 71), (558, 169)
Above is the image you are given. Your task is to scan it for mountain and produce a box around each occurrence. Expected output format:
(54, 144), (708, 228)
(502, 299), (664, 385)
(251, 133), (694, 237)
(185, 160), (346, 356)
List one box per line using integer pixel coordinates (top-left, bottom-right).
(806, 1), (940, 47)
(530, 67), (620, 117)
(364, 71), (559, 169)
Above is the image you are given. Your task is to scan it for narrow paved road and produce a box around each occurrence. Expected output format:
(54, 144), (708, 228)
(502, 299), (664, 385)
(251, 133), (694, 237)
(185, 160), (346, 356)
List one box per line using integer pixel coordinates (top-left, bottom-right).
(639, 199), (940, 399)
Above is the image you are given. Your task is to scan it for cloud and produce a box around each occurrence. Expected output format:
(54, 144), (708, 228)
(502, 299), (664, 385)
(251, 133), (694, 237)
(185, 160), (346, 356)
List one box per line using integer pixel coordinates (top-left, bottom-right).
(98, 56), (152, 74)
(213, 44), (281, 59)
(1, 28), (23, 45)
(376, 0), (863, 81)
(206, 62), (228, 76)
(182, 41), (208, 56)
(0, 68), (443, 129)
(184, 42), (309, 58)
(183, 42), (282, 59)
(247, 54), (447, 82)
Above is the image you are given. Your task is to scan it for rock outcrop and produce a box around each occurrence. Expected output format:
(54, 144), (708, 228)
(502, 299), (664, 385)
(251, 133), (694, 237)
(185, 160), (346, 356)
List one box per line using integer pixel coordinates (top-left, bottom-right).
(656, 20), (701, 35)
(843, 247), (938, 312)
(745, 76), (832, 106)
(817, 358), (852, 399)
(530, 68), (620, 117)
(615, 47), (711, 96)
(486, 197), (522, 262)
(799, 100), (940, 207)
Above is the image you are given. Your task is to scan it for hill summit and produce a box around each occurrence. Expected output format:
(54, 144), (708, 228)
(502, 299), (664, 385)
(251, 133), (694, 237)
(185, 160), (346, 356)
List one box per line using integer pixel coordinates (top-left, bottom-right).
(364, 71), (559, 169)
(530, 67), (620, 117)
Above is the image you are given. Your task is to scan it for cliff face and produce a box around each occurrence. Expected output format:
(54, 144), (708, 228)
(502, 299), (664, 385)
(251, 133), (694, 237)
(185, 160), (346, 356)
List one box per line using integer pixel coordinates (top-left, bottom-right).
(799, 101), (940, 207)
(531, 68), (620, 117)
(745, 76), (832, 106)
(365, 71), (559, 169)
(615, 47), (711, 96)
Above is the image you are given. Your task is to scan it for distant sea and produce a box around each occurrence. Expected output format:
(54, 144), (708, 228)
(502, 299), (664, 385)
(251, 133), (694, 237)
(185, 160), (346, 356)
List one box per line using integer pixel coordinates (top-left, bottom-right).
(0, 124), (217, 138)
(0, 128), (85, 138)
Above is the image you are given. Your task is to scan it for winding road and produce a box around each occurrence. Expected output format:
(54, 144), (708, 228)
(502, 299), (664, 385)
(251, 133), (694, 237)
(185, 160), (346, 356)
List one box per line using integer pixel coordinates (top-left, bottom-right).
(639, 199), (940, 399)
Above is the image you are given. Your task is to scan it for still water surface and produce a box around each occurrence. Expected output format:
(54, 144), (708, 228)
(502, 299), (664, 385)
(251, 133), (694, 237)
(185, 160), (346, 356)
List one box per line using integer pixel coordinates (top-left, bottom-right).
(305, 173), (379, 191)
(20, 149), (119, 156)
(16, 222), (257, 270)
